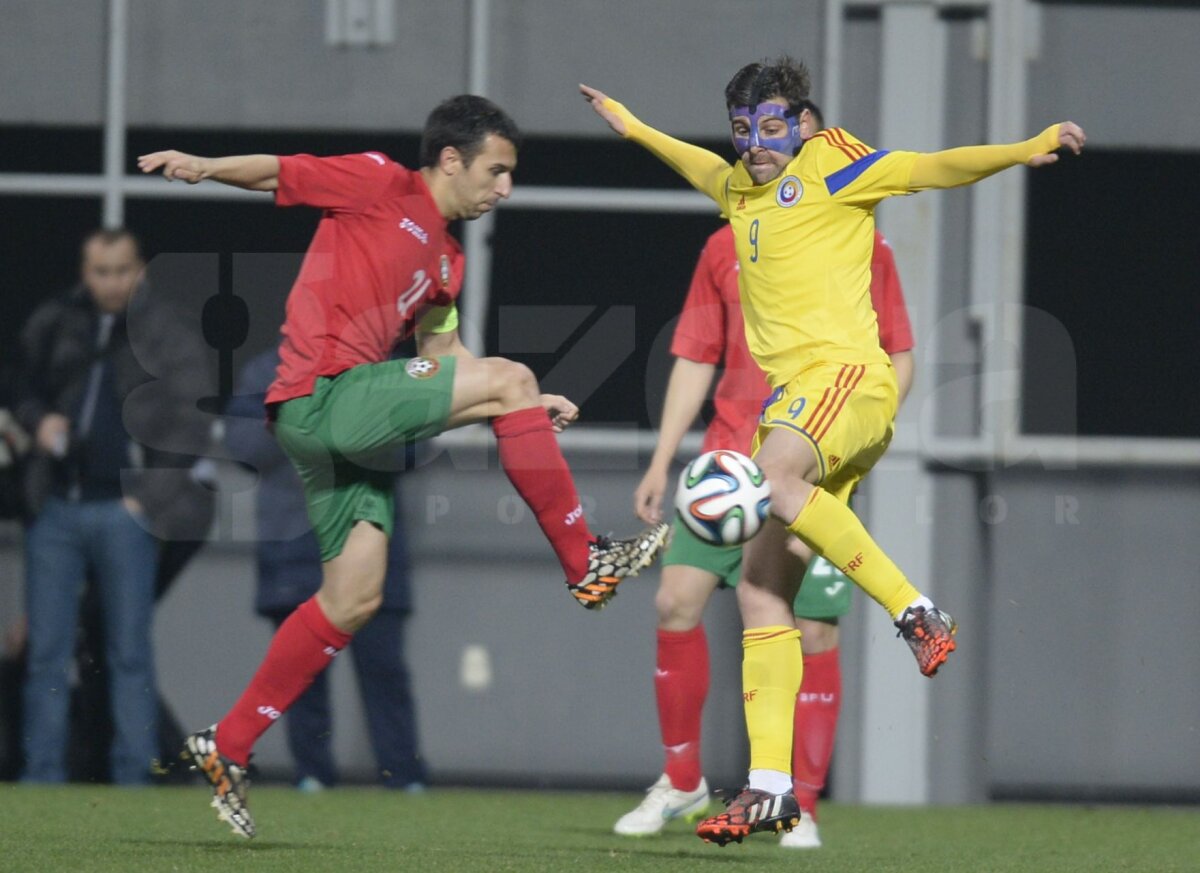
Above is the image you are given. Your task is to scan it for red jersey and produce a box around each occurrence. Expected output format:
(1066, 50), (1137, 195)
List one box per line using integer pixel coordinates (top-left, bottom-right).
(266, 152), (464, 405)
(670, 224), (913, 454)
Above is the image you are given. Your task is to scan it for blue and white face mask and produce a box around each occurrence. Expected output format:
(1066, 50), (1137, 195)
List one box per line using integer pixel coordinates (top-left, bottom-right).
(729, 102), (803, 157)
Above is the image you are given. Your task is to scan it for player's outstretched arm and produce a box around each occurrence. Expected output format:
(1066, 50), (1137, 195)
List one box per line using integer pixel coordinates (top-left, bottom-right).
(579, 84), (731, 204)
(579, 84), (628, 136)
(634, 357), (716, 523)
(909, 121), (1086, 190)
(137, 151), (280, 191)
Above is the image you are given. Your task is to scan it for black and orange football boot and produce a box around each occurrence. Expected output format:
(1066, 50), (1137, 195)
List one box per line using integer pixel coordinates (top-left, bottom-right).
(894, 605), (958, 677)
(182, 726), (256, 838)
(566, 522), (670, 610)
(695, 787), (801, 846)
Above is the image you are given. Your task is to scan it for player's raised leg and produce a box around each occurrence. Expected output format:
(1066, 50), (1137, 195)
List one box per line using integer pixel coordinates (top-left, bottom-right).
(445, 353), (668, 609)
(754, 406), (956, 676)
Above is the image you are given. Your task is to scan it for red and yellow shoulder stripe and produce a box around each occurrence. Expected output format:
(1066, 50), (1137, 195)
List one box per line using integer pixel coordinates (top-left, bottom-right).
(811, 128), (873, 161)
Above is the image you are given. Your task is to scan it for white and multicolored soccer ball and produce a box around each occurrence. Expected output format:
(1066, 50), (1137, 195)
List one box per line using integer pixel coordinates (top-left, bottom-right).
(674, 450), (771, 546)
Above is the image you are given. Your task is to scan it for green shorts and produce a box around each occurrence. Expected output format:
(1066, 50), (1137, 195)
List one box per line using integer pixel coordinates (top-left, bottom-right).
(273, 356), (456, 561)
(663, 515), (853, 620)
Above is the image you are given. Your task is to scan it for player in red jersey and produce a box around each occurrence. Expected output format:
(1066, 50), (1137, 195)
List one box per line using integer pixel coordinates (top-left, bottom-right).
(613, 104), (915, 848)
(139, 95), (667, 838)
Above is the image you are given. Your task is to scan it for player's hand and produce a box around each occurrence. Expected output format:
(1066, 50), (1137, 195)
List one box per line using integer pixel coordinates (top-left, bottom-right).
(540, 394), (578, 432)
(579, 84), (627, 136)
(1028, 121), (1086, 167)
(137, 150), (210, 183)
(1057, 122), (1086, 154)
(633, 465), (668, 524)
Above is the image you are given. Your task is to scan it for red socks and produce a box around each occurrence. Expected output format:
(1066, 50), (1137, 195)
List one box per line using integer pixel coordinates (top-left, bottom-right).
(655, 626), (709, 792)
(216, 597), (351, 766)
(492, 406), (593, 582)
(791, 647), (842, 816)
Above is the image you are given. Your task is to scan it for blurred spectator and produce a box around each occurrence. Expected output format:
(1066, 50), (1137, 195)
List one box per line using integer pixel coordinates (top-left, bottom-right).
(0, 409), (30, 779)
(72, 450), (216, 785)
(14, 228), (211, 785)
(225, 349), (426, 790)
(0, 411), (31, 519)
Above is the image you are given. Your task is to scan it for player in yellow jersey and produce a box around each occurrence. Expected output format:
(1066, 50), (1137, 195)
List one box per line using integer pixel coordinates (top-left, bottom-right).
(581, 57), (1085, 845)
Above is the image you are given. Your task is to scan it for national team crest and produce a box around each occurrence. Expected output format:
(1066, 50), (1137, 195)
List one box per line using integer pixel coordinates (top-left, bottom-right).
(439, 254), (451, 289)
(405, 357), (441, 379)
(776, 175), (803, 207)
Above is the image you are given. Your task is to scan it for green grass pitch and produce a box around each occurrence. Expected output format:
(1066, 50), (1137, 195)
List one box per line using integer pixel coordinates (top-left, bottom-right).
(0, 784), (1195, 872)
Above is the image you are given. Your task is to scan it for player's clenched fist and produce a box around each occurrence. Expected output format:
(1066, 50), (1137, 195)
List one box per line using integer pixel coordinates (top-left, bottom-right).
(137, 150), (210, 183)
(540, 394), (579, 433)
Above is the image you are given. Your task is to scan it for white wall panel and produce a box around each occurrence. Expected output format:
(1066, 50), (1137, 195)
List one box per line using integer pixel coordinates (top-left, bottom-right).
(1029, 5), (1200, 149)
(485, 0), (823, 136)
(124, 0), (468, 130)
(0, 0), (106, 124)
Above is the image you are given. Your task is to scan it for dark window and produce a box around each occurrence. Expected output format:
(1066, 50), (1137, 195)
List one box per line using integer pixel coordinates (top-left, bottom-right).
(1023, 149), (1200, 437)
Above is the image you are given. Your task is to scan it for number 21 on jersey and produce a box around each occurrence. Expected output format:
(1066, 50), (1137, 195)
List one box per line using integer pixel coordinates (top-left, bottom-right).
(397, 269), (432, 315)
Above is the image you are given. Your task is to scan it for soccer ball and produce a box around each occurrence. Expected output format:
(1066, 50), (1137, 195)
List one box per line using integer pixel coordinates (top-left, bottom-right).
(674, 450), (771, 546)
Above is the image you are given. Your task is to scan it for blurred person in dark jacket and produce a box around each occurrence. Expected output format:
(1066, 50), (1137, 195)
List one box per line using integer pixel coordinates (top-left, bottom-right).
(0, 408), (30, 779)
(15, 228), (211, 784)
(225, 349), (425, 790)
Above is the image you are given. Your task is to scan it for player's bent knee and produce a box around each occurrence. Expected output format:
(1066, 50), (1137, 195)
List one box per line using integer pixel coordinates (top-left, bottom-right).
(318, 560), (387, 631)
(349, 593), (384, 625)
(759, 465), (813, 522)
(493, 358), (539, 408)
(322, 590), (383, 633)
(765, 488), (803, 525)
(755, 454), (787, 487)
(735, 573), (788, 616)
(654, 583), (705, 630)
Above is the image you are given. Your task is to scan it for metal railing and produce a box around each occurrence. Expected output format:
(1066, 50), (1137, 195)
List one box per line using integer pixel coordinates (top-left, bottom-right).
(1, 0), (1196, 470)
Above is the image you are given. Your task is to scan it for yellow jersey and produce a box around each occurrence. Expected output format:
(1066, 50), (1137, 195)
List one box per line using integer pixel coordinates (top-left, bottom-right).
(723, 129), (918, 385)
(609, 100), (919, 386)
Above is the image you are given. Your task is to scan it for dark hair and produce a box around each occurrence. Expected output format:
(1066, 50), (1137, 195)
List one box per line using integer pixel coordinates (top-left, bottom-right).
(81, 227), (143, 261)
(419, 95), (522, 168)
(802, 99), (825, 130)
(724, 55), (812, 114)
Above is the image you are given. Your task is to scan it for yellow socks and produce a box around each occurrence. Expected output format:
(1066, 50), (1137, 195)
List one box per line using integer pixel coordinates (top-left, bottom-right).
(742, 626), (804, 774)
(787, 487), (920, 619)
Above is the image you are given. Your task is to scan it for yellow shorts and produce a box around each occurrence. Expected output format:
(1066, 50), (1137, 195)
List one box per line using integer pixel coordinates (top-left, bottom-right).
(751, 361), (898, 503)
